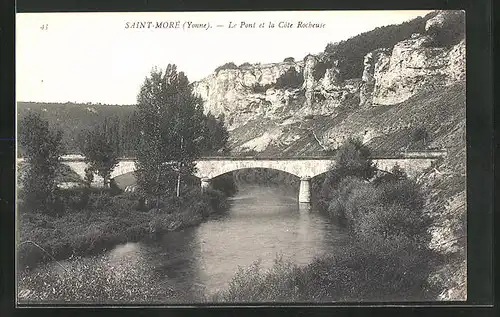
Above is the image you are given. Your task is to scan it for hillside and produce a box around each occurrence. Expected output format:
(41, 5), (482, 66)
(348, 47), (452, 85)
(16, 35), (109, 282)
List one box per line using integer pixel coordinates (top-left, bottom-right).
(17, 102), (137, 155)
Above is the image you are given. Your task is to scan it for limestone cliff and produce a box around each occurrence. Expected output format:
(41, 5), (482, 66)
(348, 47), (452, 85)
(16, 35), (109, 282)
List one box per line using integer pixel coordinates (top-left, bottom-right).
(360, 35), (465, 106)
(193, 11), (465, 156)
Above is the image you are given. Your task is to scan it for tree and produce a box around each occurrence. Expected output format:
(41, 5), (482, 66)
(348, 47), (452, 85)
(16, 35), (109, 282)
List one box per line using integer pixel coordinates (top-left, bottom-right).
(200, 112), (229, 155)
(411, 126), (429, 146)
(320, 138), (377, 198)
(18, 112), (64, 212)
(79, 128), (119, 188)
(135, 65), (206, 199)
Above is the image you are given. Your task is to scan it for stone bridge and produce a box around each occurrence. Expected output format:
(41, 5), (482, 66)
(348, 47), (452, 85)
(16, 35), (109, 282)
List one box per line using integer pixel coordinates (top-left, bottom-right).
(19, 151), (445, 203)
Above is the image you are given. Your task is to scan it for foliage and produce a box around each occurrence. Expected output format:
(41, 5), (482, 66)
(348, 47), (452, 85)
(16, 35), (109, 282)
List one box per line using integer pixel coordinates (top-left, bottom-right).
(135, 65), (206, 198)
(313, 60), (333, 81)
(275, 67), (304, 90)
(411, 126), (429, 145)
(200, 112), (229, 155)
(372, 164), (408, 186)
(78, 128), (119, 188)
(239, 62), (252, 67)
(319, 138), (377, 201)
(425, 11), (465, 47)
(18, 112), (64, 213)
(252, 83), (273, 93)
(323, 11), (439, 80)
(16, 102), (138, 155)
(214, 62), (238, 73)
(17, 187), (228, 269)
(213, 240), (438, 302)
(283, 57), (295, 62)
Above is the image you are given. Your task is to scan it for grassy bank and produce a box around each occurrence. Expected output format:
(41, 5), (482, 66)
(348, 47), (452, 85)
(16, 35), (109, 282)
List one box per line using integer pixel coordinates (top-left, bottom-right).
(17, 187), (229, 269)
(213, 163), (442, 302)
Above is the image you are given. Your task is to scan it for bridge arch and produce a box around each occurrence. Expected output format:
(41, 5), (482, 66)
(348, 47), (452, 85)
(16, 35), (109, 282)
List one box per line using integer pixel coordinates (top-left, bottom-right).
(194, 158), (334, 180)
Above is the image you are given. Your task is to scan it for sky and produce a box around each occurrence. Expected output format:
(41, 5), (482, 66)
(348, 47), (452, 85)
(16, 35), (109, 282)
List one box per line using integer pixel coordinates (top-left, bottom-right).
(16, 10), (433, 105)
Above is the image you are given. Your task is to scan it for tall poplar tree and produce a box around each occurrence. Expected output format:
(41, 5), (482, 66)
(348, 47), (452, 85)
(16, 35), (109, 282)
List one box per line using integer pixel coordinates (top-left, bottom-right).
(135, 65), (206, 198)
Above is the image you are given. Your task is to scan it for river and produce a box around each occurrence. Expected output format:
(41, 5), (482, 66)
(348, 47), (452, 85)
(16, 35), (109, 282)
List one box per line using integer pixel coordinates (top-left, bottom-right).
(17, 185), (349, 304)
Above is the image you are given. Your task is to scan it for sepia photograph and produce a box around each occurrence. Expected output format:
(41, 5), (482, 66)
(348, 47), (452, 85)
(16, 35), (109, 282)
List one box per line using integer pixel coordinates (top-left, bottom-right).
(15, 10), (467, 304)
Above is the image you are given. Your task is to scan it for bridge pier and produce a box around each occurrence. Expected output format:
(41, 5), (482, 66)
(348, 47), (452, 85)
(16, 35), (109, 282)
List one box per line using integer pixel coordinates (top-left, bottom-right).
(200, 177), (211, 193)
(298, 177), (311, 203)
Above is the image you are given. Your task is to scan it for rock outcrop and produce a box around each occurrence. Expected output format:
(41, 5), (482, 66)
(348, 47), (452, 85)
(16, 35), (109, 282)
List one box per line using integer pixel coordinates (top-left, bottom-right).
(193, 62), (305, 130)
(193, 10), (465, 155)
(360, 35), (465, 107)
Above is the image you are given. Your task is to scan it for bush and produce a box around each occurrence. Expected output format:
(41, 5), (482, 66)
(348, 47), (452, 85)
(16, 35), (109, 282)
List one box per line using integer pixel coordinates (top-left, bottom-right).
(323, 11), (440, 80)
(213, 240), (439, 302)
(239, 62), (252, 67)
(378, 179), (425, 212)
(425, 11), (465, 47)
(318, 138), (377, 201)
(252, 83), (273, 93)
(275, 67), (304, 89)
(354, 203), (432, 245)
(215, 62), (238, 73)
(313, 61), (333, 81)
(373, 164), (408, 185)
(283, 57), (295, 63)
(88, 192), (113, 211)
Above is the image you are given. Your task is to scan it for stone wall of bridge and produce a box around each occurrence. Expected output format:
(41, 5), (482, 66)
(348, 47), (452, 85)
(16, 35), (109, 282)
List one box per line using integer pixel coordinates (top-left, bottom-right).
(372, 158), (436, 179)
(18, 154), (442, 189)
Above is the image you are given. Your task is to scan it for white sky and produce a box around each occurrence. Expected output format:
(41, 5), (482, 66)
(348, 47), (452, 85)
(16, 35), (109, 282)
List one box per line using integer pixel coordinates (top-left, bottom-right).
(16, 10), (433, 105)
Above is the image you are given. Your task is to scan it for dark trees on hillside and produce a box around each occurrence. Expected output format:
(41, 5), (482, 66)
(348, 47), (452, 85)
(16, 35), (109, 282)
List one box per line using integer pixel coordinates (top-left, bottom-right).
(323, 12), (440, 80)
(19, 112), (64, 212)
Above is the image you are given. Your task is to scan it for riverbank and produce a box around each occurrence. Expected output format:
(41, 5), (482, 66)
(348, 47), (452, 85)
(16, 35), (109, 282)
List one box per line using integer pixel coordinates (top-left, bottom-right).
(17, 188), (229, 269)
(213, 173), (443, 302)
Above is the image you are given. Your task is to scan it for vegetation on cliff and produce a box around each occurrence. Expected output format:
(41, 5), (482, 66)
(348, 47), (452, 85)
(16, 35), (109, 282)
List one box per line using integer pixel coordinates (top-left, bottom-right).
(322, 11), (465, 81)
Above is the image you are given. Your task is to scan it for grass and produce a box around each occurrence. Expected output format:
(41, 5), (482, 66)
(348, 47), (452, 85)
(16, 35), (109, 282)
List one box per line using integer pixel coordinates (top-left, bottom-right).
(212, 158), (442, 302)
(17, 188), (228, 269)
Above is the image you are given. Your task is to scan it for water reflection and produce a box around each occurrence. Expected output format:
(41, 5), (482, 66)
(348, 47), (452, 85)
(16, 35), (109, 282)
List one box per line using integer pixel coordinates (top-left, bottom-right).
(18, 185), (348, 303)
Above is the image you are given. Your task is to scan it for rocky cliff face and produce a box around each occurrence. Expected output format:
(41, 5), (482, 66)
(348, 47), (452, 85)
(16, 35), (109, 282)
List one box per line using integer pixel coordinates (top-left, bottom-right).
(360, 35), (465, 106)
(192, 62), (305, 130)
(193, 10), (465, 155)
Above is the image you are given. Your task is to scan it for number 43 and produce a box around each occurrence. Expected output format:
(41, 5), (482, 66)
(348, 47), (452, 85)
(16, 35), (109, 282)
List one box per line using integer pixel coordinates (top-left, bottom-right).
(40, 24), (48, 30)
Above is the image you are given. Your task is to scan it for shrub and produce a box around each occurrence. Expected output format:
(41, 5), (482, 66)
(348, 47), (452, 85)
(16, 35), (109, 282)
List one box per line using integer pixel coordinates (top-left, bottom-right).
(283, 57), (295, 63)
(213, 241), (439, 302)
(323, 11), (439, 80)
(215, 62), (238, 73)
(239, 62), (252, 67)
(377, 178), (425, 212)
(252, 83), (273, 93)
(89, 192), (113, 211)
(354, 203), (432, 245)
(319, 138), (377, 200)
(425, 11), (465, 47)
(275, 67), (304, 89)
(373, 164), (408, 185)
(313, 60), (333, 81)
